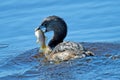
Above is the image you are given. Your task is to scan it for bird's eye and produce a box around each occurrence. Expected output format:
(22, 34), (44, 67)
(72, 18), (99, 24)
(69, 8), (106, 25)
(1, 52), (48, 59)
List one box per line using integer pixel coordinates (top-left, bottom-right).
(44, 23), (47, 26)
(42, 21), (49, 27)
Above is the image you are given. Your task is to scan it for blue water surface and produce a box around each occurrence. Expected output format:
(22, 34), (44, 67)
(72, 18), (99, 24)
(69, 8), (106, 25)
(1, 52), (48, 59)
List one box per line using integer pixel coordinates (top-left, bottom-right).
(0, 0), (120, 80)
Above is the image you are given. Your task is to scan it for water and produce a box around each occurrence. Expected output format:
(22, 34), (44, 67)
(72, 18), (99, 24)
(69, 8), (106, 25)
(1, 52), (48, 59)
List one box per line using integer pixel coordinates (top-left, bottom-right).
(0, 0), (120, 80)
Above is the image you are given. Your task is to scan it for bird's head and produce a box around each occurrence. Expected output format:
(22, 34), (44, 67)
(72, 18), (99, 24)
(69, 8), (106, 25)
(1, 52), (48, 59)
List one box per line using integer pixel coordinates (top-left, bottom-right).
(36, 15), (67, 48)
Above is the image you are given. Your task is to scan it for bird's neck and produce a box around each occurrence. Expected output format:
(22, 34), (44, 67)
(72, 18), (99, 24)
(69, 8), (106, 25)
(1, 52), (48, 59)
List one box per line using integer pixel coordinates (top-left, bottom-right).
(48, 30), (67, 48)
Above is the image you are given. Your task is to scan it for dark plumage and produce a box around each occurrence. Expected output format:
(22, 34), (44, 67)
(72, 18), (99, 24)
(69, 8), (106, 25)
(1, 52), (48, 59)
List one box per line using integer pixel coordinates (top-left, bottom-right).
(40, 16), (67, 48)
(38, 15), (94, 62)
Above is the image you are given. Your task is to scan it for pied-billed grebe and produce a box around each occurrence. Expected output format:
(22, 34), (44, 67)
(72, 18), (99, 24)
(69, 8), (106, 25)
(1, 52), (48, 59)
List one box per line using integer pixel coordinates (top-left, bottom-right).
(35, 15), (94, 63)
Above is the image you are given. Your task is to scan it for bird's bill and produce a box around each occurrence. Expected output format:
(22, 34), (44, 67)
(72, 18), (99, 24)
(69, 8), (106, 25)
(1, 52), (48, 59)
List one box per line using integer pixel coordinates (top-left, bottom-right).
(38, 25), (47, 33)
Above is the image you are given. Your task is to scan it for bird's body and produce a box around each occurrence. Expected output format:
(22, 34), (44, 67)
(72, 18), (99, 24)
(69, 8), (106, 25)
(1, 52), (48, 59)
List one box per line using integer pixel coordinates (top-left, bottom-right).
(47, 41), (94, 62)
(35, 15), (94, 63)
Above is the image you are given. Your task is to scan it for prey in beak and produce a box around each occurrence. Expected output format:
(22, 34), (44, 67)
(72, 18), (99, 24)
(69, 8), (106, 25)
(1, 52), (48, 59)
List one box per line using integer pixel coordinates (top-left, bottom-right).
(35, 27), (46, 47)
(35, 27), (51, 53)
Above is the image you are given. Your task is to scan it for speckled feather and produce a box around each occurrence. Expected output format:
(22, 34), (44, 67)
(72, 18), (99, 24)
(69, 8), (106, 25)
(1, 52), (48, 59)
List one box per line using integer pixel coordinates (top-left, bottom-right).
(51, 41), (86, 55)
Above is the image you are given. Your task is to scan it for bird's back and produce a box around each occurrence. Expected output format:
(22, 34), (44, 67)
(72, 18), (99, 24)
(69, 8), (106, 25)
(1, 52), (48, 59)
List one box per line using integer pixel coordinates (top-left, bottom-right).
(51, 41), (86, 55)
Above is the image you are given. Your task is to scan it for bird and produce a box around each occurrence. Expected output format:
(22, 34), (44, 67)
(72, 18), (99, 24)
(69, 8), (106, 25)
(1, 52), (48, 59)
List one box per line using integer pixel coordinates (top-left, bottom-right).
(36, 15), (94, 63)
